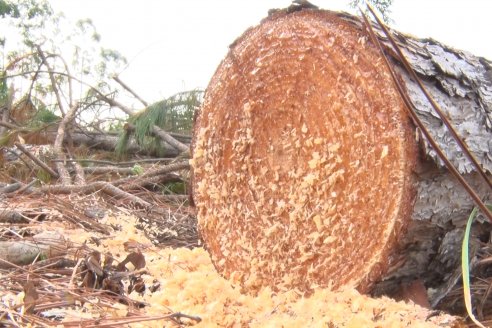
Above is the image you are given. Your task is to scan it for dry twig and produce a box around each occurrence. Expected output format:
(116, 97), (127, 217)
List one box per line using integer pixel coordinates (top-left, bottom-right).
(14, 142), (59, 179)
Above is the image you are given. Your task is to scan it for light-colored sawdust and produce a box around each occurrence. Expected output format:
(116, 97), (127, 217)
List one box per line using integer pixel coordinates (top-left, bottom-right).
(52, 213), (461, 327)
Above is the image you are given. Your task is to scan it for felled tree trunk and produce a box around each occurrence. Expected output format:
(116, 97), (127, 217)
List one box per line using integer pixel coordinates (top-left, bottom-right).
(191, 6), (492, 313)
(339, 12), (492, 307)
(26, 130), (191, 157)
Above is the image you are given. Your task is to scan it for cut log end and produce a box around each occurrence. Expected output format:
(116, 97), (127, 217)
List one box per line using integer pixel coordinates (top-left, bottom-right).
(192, 10), (417, 294)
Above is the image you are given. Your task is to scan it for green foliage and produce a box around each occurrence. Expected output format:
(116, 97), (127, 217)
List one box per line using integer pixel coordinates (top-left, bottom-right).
(131, 164), (144, 175)
(75, 18), (101, 42)
(0, 0), (20, 18)
(116, 90), (203, 156)
(1, 0), (127, 122)
(349, 0), (393, 23)
(29, 106), (59, 127)
(36, 168), (51, 183)
(0, 70), (7, 105)
(0, 130), (13, 146)
(163, 181), (186, 195)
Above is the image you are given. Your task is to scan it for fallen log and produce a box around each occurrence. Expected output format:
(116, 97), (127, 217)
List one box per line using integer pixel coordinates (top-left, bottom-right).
(0, 231), (67, 269)
(19, 130), (191, 156)
(191, 6), (492, 314)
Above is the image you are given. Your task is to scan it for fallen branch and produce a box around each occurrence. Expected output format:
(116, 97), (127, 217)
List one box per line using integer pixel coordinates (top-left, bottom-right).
(149, 194), (189, 203)
(112, 75), (148, 107)
(151, 125), (190, 153)
(51, 157), (177, 166)
(112, 161), (189, 187)
(0, 182), (22, 194)
(0, 231), (67, 269)
(0, 120), (25, 130)
(0, 210), (28, 223)
(97, 93), (135, 116)
(82, 166), (137, 175)
(40, 181), (151, 207)
(72, 161), (86, 185)
(53, 102), (81, 185)
(125, 123), (192, 147)
(32, 130), (184, 156)
(13, 179), (38, 195)
(14, 142), (59, 179)
(120, 174), (183, 191)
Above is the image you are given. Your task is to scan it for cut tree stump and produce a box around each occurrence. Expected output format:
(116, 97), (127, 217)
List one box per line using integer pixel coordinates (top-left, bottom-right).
(192, 7), (492, 307)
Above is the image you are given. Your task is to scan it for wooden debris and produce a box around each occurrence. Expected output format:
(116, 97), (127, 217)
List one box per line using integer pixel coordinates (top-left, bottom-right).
(0, 231), (67, 269)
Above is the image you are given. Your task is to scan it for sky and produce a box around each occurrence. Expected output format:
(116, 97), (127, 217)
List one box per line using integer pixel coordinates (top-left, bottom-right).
(48, 0), (492, 105)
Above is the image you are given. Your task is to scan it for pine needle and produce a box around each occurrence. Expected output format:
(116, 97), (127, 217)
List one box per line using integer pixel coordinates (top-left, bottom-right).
(116, 90), (202, 156)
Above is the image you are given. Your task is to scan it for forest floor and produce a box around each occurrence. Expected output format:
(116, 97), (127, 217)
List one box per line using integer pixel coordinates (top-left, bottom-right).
(0, 192), (467, 327)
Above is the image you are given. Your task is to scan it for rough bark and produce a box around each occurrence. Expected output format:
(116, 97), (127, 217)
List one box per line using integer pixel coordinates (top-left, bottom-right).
(296, 12), (492, 298)
(338, 12), (492, 174)
(334, 13), (492, 305)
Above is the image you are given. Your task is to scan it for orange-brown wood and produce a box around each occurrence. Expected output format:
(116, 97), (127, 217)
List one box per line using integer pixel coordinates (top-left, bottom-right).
(192, 10), (417, 294)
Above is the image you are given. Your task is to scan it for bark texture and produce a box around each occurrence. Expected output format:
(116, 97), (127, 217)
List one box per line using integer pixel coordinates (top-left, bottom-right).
(334, 14), (492, 303)
(338, 12), (492, 174)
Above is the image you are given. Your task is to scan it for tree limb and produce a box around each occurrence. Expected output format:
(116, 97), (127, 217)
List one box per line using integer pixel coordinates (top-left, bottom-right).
(112, 161), (189, 187)
(112, 75), (148, 107)
(40, 181), (151, 207)
(96, 93), (135, 116)
(81, 166), (136, 175)
(36, 45), (66, 116)
(14, 142), (59, 179)
(53, 102), (80, 185)
(0, 120), (23, 130)
(151, 125), (190, 153)
(51, 158), (177, 166)
(4, 69), (135, 117)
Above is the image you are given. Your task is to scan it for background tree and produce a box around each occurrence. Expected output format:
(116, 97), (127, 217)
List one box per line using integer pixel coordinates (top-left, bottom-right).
(0, 0), (129, 134)
(349, 0), (393, 22)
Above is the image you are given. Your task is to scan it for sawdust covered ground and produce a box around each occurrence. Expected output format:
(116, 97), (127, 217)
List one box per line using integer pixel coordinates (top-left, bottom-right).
(44, 212), (460, 328)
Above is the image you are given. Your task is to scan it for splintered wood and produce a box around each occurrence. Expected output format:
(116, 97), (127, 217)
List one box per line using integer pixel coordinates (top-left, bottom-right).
(192, 10), (417, 294)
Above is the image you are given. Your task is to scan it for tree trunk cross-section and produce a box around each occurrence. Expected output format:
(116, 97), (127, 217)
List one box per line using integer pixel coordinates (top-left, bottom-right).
(192, 8), (492, 304)
(192, 10), (418, 294)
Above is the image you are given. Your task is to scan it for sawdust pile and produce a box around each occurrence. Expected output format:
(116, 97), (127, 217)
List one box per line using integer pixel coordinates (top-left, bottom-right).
(46, 214), (461, 327)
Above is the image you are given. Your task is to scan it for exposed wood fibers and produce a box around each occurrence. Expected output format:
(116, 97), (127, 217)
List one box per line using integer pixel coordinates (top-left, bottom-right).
(192, 10), (417, 294)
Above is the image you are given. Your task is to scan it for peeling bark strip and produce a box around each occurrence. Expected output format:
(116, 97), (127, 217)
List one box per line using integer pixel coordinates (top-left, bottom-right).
(192, 10), (417, 294)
